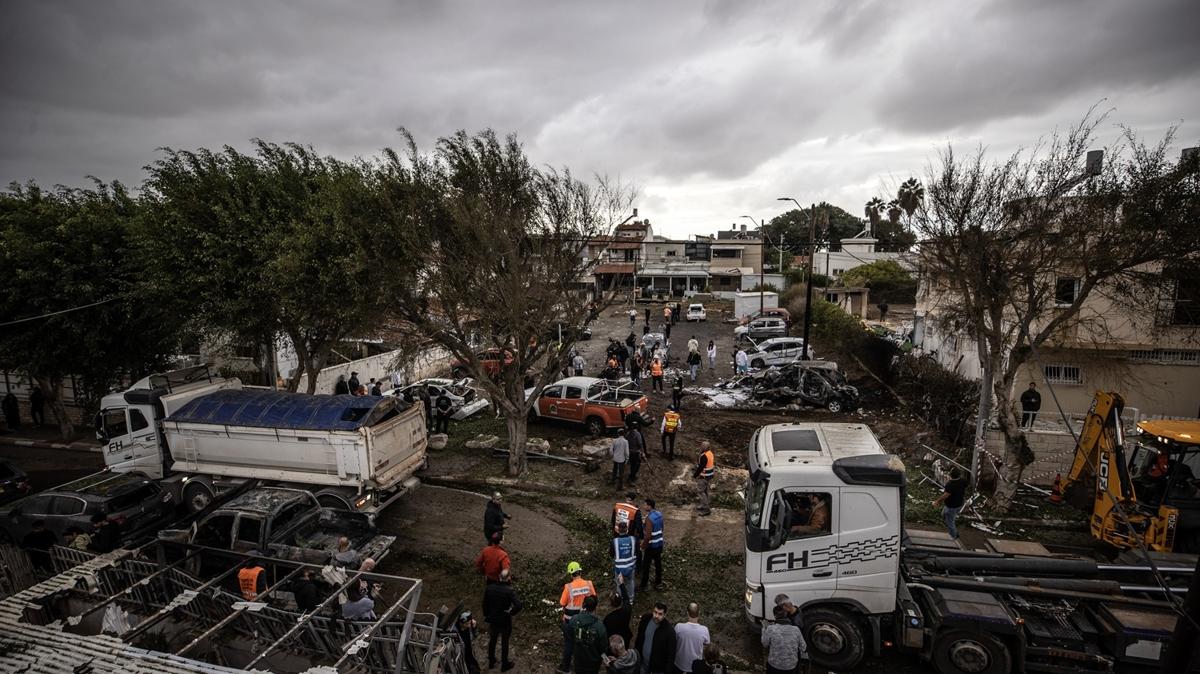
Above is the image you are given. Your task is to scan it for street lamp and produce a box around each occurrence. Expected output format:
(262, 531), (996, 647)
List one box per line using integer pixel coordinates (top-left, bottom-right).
(778, 197), (817, 360)
(740, 215), (766, 313)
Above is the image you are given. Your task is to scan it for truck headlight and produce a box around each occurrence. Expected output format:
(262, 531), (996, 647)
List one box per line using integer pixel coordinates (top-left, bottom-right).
(355, 495), (371, 509)
(745, 582), (760, 607)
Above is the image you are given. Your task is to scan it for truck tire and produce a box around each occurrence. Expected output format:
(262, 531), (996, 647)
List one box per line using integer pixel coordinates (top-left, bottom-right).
(317, 493), (352, 510)
(931, 629), (1011, 674)
(586, 416), (606, 438)
(804, 606), (866, 671)
(182, 480), (215, 514)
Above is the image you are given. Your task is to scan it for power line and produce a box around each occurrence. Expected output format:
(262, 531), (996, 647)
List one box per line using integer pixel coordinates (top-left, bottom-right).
(0, 297), (118, 328)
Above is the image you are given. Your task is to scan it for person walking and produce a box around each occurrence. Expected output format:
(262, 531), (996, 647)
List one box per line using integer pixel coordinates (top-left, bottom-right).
(369, 378), (382, 396)
(687, 349), (701, 383)
(1020, 382), (1042, 428)
(650, 358), (664, 392)
(660, 407), (681, 459)
(735, 348), (749, 375)
(635, 602), (677, 674)
(573, 352), (586, 377)
(706, 341), (716, 371)
(435, 391), (453, 434)
(694, 441), (715, 516)
(644, 307), (651, 325)
(611, 429), (630, 490)
(627, 424), (646, 486)
(674, 603), (711, 674)
(640, 498), (665, 590)
(629, 354), (642, 389)
(568, 595), (608, 674)
(28, 387), (44, 428)
(612, 522), (638, 602)
(603, 591), (634, 651)
(419, 385), (433, 429)
(484, 491), (512, 543)
(629, 309), (637, 328)
(933, 467), (969, 540)
(456, 611), (482, 674)
(483, 568), (522, 671)
(671, 374), (684, 409)
(762, 604), (807, 674)
(687, 336), (699, 354)
(663, 305), (672, 325)
(2, 391), (20, 431)
(877, 300), (889, 322)
(664, 320), (672, 340)
(558, 562), (597, 674)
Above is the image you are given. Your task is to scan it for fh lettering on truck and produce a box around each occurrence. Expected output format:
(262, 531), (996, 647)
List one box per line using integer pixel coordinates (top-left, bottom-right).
(766, 550), (809, 573)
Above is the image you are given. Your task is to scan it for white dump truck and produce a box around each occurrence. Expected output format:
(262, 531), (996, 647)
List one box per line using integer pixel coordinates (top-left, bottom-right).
(96, 366), (426, 515)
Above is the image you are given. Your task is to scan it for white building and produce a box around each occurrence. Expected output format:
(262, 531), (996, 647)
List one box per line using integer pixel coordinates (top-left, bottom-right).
(812, 236), (908, 279)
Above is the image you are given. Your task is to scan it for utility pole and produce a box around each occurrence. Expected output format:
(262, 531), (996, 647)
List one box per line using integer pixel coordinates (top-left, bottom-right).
(801, 203), (818, 360)
(778, 234), (785, 273)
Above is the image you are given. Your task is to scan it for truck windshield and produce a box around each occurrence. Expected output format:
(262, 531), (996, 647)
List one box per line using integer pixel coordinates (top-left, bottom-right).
(746, 475), (770, 527)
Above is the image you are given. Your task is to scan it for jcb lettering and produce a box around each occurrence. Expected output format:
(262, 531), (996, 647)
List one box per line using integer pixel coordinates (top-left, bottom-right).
(1097, 452), (1110, 493)
(766, 550), (809, 573)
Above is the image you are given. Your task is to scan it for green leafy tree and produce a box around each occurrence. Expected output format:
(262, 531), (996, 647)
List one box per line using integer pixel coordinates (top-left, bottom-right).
(840, 260), (917, 302)
(0, 181), (184, 438)
(376, 129), (633, 476)
(764, 202), (862, 254)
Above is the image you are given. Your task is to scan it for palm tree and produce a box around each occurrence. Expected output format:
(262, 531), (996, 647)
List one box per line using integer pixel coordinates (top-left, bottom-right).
(897, 177), (925, 217)
(886, 199), (903, 224)
(864, 197), (885, 228)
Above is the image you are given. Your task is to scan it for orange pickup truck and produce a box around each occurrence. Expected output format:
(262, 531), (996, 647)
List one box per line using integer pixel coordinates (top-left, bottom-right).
(527, 377), (649, 436)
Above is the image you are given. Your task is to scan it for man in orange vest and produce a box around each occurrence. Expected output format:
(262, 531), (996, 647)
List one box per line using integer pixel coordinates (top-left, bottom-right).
(475, 531), (512, 586)
(650, 358), (664, 392)
(660, 406), (681, 459)
(611, 492), (644, 539)
(238, 560), (266, 601)
(694, 440), (715, 516)
(558, 561), (596, 673)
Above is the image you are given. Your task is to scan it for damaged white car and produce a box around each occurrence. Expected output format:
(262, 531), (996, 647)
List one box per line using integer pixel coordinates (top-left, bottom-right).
(388, 378), (491, 420)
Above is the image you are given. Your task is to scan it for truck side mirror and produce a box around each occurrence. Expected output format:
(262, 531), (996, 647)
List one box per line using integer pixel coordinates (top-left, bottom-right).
(94, 413), (108, 443)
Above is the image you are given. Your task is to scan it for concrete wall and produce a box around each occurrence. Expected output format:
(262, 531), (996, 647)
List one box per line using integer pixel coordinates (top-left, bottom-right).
(984, 430), (1078, 486)
(294, 346), (452, 394)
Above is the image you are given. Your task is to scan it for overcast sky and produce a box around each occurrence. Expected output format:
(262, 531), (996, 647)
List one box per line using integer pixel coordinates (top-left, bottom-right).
(3, 0), (1198, 238)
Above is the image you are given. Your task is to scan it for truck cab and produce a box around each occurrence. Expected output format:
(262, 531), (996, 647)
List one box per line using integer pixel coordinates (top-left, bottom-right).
(744, 423), (906, 669)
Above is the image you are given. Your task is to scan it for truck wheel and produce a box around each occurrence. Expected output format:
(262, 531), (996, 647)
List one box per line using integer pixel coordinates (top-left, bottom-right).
(932, 629), (1011, 674)
(586, 417), (606, 438)
(804, 607), (866, 671)
(751, 359), (765, 369)
(826, 398), (844, 413)
(317, 493), (352, 510)
(182, 481), (214, 514)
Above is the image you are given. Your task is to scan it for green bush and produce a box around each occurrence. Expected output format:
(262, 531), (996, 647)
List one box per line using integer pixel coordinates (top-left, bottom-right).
(748, 283), (780, 293)
(841, 260), (917, 303)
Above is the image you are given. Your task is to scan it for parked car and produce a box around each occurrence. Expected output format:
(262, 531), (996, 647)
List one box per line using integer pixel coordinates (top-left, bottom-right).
(742, 337), (814, 369)
(451, 348), (515, 378)
(734, 317), (789, 342)
(389, 377), (490, 419)
(527, 377), (650, 437)
(0, 472), (174, 545)
(0, 461), (31, 506)
(686, 303), (707, 321)
(741, 307), (792, 325)
(749, 360), (859, 413)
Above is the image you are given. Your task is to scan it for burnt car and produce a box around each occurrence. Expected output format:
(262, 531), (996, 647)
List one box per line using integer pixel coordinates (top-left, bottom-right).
(0, 461), (31, 506)
(748, 360), (859, 413)
(0, 472), (174, 545)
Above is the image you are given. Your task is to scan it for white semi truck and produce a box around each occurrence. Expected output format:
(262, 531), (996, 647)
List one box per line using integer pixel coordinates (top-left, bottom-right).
(96, 366), (426, 515)
(744, 422), (1184, 673)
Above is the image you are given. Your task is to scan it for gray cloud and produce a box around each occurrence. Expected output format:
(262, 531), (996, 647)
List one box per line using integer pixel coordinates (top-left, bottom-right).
(1, 0), (1196, 235)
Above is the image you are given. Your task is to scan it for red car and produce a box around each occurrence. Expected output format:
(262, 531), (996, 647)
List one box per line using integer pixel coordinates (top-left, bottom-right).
(452, 348), (514, 379)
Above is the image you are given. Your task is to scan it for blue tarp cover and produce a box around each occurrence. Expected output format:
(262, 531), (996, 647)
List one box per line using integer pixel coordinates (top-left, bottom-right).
(166, 389), (392, 431)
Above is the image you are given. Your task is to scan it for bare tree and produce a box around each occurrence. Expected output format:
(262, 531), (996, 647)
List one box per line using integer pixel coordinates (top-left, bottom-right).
(909, 111), (1200, 509)
(377, 129), (634, 476)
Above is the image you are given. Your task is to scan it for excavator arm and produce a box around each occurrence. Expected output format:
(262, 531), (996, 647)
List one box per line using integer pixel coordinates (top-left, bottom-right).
(1051, 390), (1179, 551)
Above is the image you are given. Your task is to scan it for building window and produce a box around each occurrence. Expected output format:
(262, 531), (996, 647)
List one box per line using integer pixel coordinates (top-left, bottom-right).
(713, 249), (740, 259)
(1169, 267), (1200, 325)
(1043, 364), (1082, 385)
(1054, 277), (1080, 307)
(1128, 349), (1200, 365)
(666, 250), (676, 257)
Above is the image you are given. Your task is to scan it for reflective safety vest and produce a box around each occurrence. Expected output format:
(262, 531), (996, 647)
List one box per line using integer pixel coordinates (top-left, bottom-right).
(651, 361), (664, 377)
(613, 502), (639, 534)
(699, 449), (715, 479)
(238, 566), (264, 600)
(663, 411), (680, 432)
(645, 509), (665, 549)
(560, 577), (596, 613)
(612, 535), (637, 576)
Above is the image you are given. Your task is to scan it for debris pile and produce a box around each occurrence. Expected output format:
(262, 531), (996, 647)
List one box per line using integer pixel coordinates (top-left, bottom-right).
(694, 360), (860, 413)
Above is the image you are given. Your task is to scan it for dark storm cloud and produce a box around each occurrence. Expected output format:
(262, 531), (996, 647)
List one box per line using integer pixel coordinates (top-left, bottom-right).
(0, 0), (1196, 233)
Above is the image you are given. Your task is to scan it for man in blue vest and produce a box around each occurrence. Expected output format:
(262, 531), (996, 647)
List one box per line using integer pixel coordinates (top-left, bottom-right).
(612, 521), (638, 602)
(639, 498), (665, 591)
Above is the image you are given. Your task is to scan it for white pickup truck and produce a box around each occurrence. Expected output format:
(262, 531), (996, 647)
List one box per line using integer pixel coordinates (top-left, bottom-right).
(97, 366), (426, 515)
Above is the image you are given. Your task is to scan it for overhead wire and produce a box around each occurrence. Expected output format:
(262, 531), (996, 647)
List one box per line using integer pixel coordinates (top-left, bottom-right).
(0, 297), (119, 327)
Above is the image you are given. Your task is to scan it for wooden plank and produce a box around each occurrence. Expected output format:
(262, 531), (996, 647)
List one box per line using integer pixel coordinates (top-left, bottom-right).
(986, 538), (1053, 556)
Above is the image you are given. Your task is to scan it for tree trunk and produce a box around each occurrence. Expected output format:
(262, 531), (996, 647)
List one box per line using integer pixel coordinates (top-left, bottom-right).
(504, 413), (528, 477)
(36, 376), (73, 441)
(992, 373), (1025, 511)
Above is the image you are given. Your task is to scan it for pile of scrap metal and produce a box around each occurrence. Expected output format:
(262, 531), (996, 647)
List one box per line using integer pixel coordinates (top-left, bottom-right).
(708, 360), (859, 413)
(389, 377), (491, 420)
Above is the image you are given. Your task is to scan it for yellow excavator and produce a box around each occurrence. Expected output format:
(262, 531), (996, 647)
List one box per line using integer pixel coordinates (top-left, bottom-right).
(1050, 390), (1200, 552)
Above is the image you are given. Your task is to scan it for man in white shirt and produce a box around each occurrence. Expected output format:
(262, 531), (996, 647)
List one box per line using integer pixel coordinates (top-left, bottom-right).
(673, 602), (710, 674)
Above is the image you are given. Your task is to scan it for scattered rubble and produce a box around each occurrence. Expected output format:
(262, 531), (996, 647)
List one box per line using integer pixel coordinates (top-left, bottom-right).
(465, 434), (500, 449)
(692, 360), (859, 413)
(428, 433), (448, 450)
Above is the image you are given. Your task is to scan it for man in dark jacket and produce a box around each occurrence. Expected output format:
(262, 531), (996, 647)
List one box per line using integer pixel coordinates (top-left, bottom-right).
(334, 375), (350, 395)
(2, 391), (20, 430)
(88, 513), (122, 553)
(29, 387), (44, 428)
(1020, 382), (1042, 428)
(484, 492), (511, 543)
(292, 568), (320, 611)
(482, 568), (522, 671)
(635, 602), (676, 674)
(568, 595), (608, 674)
(435, 392), (453, 434)
(20, 520), (56, 570)
(348, 371), (361, 394)
(603, 590), (633, 651)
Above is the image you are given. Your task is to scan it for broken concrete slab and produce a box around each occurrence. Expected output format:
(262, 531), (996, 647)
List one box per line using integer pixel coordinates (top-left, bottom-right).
(427, 433), (448, 450)
(465, 434), (500, 449)
(580, 440), (609, 458)
(526, 437), (551, 452)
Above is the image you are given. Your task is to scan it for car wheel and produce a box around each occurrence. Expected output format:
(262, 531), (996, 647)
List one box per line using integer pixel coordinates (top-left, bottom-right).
(586, 416), (606, 438)
(182, 481), (214, 515)
(827, 399), (844, 413)
(751, 359), (765, 369)
(804, 607), (867, 671)
(931, 629), (1011, 674)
